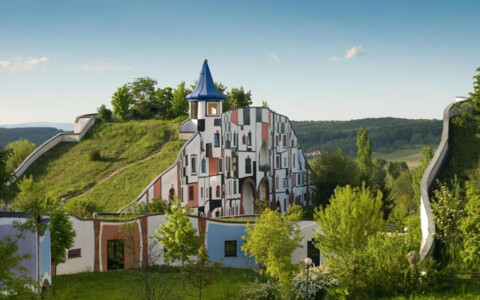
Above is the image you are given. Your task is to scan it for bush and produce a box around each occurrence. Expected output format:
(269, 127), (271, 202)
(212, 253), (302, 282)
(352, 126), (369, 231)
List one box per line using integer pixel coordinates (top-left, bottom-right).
(290, 265), (339, 300)
(65, 198), (102, 218)
(97, 104), (112, 122)
(237, 280), (280, 300)
(89, 150), (101, 161)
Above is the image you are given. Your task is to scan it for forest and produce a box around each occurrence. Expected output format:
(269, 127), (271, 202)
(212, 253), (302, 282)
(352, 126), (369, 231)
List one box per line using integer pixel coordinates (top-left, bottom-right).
(0, 127), (66, 148)
(291, 117), (442, 156)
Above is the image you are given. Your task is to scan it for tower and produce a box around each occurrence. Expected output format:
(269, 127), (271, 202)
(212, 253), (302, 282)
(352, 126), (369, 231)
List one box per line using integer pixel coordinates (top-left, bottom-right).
(186, 59), (226, 131)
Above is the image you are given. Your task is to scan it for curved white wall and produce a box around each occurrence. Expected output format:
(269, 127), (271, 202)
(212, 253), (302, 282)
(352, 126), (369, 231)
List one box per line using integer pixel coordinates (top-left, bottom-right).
(11, 114), (96, 184)
(419, 98), (468, 261)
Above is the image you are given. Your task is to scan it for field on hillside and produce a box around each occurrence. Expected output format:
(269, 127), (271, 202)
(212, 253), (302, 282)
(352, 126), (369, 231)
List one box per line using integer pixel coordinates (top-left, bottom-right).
(373, 146), (433, 169)
(5, 119), (184, 212)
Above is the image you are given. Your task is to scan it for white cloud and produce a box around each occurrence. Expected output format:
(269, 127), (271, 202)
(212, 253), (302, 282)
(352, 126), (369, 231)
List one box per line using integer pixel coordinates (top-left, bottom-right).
(268, 54), (280, 62)
(79, 61), (131, 71)
(0, 56), (49, 70)
(330, 56), (339, 62)
(344, 45), (364, 60)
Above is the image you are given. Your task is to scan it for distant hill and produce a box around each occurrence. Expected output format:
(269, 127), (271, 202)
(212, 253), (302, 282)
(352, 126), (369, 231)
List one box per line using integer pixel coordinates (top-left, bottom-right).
(0, 127), (68, 148)
(0, 122), (74, 131)
(291, 117), (443, 157)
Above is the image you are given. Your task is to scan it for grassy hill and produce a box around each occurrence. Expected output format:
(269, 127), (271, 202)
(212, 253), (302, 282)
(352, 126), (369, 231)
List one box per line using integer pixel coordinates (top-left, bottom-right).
(6, 119), (184, 212)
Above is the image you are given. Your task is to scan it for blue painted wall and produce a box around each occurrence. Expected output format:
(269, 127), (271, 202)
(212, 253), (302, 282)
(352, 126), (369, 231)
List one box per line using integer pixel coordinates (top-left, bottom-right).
(39, 228), (51, 285)
(206, 222), (255, 268)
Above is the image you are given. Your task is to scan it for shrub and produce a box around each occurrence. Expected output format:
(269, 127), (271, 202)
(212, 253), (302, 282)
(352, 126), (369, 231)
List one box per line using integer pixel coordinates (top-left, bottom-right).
(237, 280), (280, 300)
(65, 198), (102, 218)
(97, 104), (112, 122)
(290, 264), (339, 300)
(89, 150), (101, 161)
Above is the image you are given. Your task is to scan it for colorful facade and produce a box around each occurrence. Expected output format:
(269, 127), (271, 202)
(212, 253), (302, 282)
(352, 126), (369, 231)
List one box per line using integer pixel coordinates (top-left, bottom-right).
(129, 60), (313, 216)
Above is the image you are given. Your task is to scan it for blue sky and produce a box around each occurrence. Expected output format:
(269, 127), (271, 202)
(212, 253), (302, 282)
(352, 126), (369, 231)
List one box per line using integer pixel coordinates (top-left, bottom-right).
(1, 0), (479, 124)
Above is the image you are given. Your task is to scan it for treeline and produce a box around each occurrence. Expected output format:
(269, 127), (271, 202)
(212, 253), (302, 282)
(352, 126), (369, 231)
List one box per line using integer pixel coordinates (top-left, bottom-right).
(98, 77), (253, 121)
(0, 127), (65, 148)
(292, 117), (442, 155)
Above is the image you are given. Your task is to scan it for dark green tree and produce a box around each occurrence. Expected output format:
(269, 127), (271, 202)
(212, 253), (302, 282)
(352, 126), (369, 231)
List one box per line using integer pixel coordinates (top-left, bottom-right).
(97, 104), (112, 122)
(50, 207), (76, 295)
(356, 126), (372, 183)
(155, 87), (174, 119)
(224, 87), (252, 112)
(310, 150), (361, 206)
(129, 77), (158, 117)
(469, 67), (480, 115)
(111, 84), (133, 120)
(0, 144), (13, 194)
(388, 161), (409, 179)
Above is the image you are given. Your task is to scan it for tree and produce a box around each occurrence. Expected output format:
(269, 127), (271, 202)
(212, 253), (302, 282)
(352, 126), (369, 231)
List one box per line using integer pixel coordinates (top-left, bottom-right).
(460, 167), (480, 266)
(371, 158), (393, 219)
(111, 84), (133, 120)
(130, 77), (158, 118)
(310, 150), (360, 206)
(97, 104), (112, 122)
(155, 87), (174, 119)
(313, 184), (384, 298)
(185, 244), (222, 300)
(50, 207), (76, 295)
(153, 198), (202, 290)
(224, 87), (252, 112)
(6, 138), (36, 173)
(388, 161), (409, 179)
(356, 126), (372, 183)
(241, 205), (303, 291)
(0, 144), (13, 194)
(171, 82), (191, 117)
(468, 67), (480, 115)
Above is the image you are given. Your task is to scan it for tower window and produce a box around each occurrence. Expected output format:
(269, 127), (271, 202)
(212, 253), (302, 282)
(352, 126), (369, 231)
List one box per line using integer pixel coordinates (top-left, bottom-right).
(245, 157), (252, 174)
(207, 102), (219, 116)
(214, 133), (220, 147)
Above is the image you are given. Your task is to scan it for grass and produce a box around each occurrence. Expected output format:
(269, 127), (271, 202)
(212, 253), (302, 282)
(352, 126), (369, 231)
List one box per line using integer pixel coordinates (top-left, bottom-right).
(6, 119), (184, 212)
(45, 267), (256, 300)
(44, 267), (480, 300)
(373, 145), (431, 161)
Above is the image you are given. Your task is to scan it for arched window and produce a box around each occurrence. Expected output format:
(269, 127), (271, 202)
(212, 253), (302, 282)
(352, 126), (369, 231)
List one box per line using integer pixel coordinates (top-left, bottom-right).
(201, 158), (206, 173)
(216, 185), (221, 198)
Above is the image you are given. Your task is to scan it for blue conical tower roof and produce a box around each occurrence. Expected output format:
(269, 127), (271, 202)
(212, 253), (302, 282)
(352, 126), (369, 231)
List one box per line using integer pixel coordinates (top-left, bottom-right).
(186, 59), (226, 101)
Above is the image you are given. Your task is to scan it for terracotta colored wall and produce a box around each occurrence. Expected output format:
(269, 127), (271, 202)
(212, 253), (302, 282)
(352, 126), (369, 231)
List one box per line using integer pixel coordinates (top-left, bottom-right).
(262, 123), (269, 141)
(209, 158), (218, 176)
(154, 179), (162, 199)
(231, 110), (238, 124)
(101, 224), (141, 271)
(187, 183), (199, 207)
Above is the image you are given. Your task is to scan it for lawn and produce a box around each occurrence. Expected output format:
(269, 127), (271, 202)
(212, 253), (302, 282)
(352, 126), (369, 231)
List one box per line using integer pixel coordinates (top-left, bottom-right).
(45, 268), (480, 300)
(46, 267), (256, 300)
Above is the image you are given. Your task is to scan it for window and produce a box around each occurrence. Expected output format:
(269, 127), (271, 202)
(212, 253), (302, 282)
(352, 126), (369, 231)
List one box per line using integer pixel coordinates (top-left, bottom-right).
(298, 174), (301, 185)
(275, 135), (279, 147)
(282, 178), (286, 188)
(191, 155), (197, 174)
(207, 102), (219, 115)
(242, 134), (246, 145)
(190, 101), (198, 119)
(201, 158), (206, 173)
(307, 240), (321, 266)
(247, 131), (252, 146)
(226, 156), (231, 172)
(216, 185), (221, 198)
(233, 132), (237, 146)
(293, 154), (296, 168)
(218, 158), (223, 173)
(245, 157), (252, 174)
(189, 186), (194, 201)
(201, 187), (204, 199)
(214, 133), (219, 147)
(68, 248), (81, 259)
(206, 187), (209, 198)
(284, 157), (287, 168)
(226, 132), (231, 148)
(276, 155), (280, 169)
(233, 181), (237, 194)
(276, 176), (279, 189)
(225, 240), (237, 257)
(283, 135), (287, 147)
